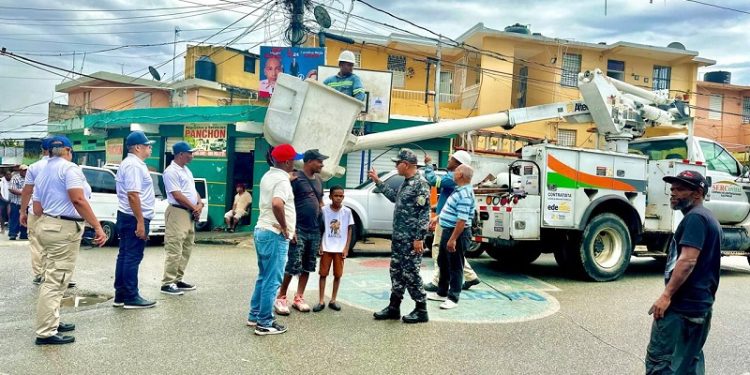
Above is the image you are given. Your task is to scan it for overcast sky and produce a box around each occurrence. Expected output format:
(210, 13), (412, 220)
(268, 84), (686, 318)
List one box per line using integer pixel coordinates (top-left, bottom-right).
(0, 0), (748, 139)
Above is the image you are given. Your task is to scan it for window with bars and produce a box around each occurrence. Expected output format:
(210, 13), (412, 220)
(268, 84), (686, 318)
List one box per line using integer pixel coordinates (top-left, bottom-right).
(353, 51), (361, 68)
(606, 60), (625, 81)
(708, 94), (723, 121)
(652, 65), (671, 91)
(743, 97), (750, 124)
(557, 128), (577, 147)
(243, 55), (256, 73)
(561, 53), (581, 87)
(387, 54), (407, 88)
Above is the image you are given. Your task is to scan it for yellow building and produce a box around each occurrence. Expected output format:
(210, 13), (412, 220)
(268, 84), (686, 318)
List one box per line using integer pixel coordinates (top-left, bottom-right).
(312, 23), (714, 151)
(181, 45), (261, 106)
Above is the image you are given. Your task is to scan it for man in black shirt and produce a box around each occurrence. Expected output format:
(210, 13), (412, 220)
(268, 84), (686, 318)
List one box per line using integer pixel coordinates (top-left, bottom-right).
(646, 170), (722, 375)
(274, 149), (328, 315)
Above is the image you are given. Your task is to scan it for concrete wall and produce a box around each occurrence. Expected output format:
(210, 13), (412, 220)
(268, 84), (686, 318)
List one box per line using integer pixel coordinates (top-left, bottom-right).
(185, 46), (259, 91)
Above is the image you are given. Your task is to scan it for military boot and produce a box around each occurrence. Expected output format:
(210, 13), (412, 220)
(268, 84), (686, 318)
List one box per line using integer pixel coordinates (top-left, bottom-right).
(402, 301), (429, 324)
(373, 294), (401, 320)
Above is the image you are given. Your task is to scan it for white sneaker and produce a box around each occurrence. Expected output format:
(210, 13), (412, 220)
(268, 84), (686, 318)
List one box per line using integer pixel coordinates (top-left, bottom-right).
(427, 293), (447, 302)
(274, 297), (290, 316)
(440, 300), (458, 309)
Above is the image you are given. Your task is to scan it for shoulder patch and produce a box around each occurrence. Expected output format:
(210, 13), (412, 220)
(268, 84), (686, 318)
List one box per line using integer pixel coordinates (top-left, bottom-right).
(416, 195), (427, 206)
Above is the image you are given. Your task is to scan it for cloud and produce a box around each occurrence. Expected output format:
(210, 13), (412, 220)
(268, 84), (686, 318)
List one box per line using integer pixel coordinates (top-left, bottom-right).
(1, 0), (748, 138)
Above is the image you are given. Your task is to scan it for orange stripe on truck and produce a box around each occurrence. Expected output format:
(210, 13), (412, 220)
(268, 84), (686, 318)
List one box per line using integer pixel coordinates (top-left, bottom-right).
(547, 154), (636, 191)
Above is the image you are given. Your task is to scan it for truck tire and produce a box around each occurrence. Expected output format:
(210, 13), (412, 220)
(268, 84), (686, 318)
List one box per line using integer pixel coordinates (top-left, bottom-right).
(486, 245), (541, 266)
(465, 241), (486, 258)
(101, 221), (118, 246)
(574, 213), (632, 281)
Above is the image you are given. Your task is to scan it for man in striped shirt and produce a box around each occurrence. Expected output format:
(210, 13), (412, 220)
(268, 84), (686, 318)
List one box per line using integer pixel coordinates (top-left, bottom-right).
(427, 164), (475, 310)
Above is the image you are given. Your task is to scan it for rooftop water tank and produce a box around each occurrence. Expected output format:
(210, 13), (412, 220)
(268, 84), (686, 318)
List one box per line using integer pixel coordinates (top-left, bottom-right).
(504, 23), (530, 35)
(704, 71), (731, 84)
(195, 56), (216, 81)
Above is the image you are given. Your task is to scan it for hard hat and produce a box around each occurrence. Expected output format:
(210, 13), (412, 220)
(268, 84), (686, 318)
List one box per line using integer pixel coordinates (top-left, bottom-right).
(451, 150), (472, 166)
(338, 50), (356, 64)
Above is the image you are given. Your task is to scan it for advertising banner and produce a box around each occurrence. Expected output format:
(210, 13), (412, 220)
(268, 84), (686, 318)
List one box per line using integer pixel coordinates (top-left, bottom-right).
(259, 46), (326, 98)
(106, 139), (124, 164)
(184, 124), (228, 157)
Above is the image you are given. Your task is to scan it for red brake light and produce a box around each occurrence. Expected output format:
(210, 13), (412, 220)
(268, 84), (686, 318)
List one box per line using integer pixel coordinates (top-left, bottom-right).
(500, 197), (509, 206)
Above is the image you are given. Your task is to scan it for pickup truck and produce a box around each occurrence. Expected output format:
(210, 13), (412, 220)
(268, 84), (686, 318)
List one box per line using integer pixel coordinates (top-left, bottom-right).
(326, 168), (484, 256)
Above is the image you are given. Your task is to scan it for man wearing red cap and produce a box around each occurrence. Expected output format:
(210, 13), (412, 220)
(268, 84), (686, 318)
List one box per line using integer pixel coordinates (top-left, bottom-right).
(248, 144), (302, 335)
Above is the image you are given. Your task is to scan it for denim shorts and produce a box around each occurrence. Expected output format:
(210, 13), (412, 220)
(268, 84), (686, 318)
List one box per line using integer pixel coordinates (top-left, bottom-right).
(285, 228), (320, 275)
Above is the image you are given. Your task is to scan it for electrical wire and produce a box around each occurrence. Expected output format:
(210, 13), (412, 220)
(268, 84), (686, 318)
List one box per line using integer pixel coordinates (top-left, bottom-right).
(0, 2), (256, 12)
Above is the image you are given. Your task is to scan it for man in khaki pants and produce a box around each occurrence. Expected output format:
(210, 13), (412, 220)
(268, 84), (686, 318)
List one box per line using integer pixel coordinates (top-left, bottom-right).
(161, 141), (203, 296)
(20, 137), (51, 285)
(33, 136), (106, 345)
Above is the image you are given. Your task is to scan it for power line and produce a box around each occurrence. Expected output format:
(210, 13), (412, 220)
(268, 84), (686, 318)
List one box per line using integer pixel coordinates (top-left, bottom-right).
(0, 2), (253, 12)
(0, 6), (238, 27)
(0, 26), (248, 37)
(0, 4), (247, 22)
(683, 0), (750, 15)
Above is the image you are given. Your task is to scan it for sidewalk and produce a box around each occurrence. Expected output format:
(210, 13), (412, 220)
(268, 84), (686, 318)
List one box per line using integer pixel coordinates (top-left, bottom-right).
(194, 229), (251, 246)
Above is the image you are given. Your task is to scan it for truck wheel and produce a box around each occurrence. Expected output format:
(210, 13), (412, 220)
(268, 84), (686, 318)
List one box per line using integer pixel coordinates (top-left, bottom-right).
(101, 221), (118, 246)
(486, 245), (541, 266)
(575, 213), (632, 281)
(465, 241), (486, 258)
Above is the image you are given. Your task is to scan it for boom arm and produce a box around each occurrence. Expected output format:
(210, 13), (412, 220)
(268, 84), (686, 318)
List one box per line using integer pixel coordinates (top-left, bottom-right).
(264, 69), (690, 180)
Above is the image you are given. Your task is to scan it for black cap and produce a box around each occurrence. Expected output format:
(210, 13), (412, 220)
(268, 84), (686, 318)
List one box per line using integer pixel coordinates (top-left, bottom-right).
(390, 148), (418, 164)
(663, 170), (708, 196)
(303, 149), (329, 163)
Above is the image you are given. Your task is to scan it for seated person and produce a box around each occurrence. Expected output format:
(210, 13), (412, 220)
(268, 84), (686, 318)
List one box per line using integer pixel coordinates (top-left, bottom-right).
(224, 183), (252, 232)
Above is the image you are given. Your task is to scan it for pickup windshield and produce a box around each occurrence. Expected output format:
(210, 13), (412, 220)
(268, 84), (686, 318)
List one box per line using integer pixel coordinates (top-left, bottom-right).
(628, 139), (687, 161)
(354, 172), (389, 189)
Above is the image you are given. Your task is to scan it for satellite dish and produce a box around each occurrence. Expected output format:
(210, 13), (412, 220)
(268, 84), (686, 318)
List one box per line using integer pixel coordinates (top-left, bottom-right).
(314, 5), (331, 29)
(148, 66), (161, 81)
(667, 42), (686, 50)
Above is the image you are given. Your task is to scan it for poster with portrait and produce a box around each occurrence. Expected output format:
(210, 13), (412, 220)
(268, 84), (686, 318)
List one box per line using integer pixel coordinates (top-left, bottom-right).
(259, 46), (326, 98)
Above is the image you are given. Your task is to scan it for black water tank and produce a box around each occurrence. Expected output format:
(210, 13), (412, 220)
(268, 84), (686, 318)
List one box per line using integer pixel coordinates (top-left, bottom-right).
(195, 56), (216, 81)
(505, 23), (530, 35)
(704, 71), (731, 84)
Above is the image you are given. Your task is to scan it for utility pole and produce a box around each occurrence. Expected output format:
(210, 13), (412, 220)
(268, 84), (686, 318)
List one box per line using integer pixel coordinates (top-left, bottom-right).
(434, 36), (442, 122)
(172, 26), (180, 82)
(291, 0), (304, 47)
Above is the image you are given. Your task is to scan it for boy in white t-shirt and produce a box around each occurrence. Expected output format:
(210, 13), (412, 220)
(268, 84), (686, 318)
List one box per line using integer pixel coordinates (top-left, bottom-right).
(313, 186), (354, 312)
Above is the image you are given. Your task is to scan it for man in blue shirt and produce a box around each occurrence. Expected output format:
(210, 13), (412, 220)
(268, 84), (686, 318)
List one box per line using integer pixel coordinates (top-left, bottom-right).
(323, 50), (366, 102)
(423, 150), (480, 292)
(427, 164), (475, 309)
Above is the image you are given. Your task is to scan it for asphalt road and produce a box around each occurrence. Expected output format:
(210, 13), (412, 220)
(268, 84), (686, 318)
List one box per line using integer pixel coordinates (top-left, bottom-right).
(1, 237), (749, 375)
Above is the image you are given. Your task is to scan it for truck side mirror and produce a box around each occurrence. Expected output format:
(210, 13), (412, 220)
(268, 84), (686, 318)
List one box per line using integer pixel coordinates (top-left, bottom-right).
(742, 165), (750, 178)
(373, 186), (381, 194)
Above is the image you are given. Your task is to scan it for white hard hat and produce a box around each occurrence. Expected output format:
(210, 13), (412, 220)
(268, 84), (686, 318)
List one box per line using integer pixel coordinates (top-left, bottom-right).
(338, 50), (356, 64)
(451, 150), (472, 166)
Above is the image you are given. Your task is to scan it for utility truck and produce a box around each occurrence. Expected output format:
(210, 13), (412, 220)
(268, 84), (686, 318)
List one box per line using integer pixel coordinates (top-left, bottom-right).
(263, 69), (750, 281)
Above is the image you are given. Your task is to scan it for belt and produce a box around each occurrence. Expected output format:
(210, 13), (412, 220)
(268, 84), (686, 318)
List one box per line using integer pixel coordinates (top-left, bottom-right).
(44, 214), (84, 222)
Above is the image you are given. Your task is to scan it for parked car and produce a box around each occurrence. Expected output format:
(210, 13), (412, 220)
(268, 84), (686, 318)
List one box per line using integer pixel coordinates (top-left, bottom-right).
(81, 166), (169, 246)
(193, 178), (210, 231)
(323, 168), (484, 256)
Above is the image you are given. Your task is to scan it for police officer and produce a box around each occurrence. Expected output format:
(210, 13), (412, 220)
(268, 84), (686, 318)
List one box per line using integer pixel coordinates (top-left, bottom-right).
(113, 131), (157, 309)
(323, 50), (366, 102)
(368, 148), (431, 324)
(161, 141), (203, 296)
(33, 136), (106, 345)
(20, 137), (51, 285)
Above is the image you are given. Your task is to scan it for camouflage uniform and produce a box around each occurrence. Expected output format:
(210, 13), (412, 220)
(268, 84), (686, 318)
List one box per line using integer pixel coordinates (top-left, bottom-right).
(376, 149), (431, 304)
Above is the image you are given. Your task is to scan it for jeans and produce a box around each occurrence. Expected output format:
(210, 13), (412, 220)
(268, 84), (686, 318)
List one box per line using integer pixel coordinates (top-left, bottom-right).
(9, 203), (27, 239)
(646, 309), (712, 375)
(114, 211), (151, 302)
(249, 228), (289, 327)
(437, 227), (469, 302)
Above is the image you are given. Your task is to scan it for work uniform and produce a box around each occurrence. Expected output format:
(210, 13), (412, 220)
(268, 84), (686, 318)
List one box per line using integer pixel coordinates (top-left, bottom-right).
(114, 153), (156, 303)
(376, 174), (431, 304)
(24, 156), (49, 279)
(34, 156), (91, 338)
(162, 160), (199, 287)
(323, 73), (366, 101)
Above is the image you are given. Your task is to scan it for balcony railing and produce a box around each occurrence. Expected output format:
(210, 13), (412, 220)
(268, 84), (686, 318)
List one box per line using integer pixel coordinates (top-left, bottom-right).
(392, 89), (459, 103)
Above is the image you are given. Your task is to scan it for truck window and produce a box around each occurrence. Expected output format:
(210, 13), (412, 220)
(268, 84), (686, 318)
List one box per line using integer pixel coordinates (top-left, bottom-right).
(385, 175), (405, 192)
(699, 141), (740, 176)
(82, 169), (117, 194)
(151, 173), (165, 199)
(628, 139), (687, 161)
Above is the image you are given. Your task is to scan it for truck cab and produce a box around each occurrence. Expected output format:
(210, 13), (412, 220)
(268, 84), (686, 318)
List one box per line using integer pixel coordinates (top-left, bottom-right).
(629, 135), (750, 225)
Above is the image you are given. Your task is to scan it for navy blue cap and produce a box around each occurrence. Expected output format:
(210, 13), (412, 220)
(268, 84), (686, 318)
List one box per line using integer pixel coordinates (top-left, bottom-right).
(126, 131), (155, 147)
(173, 141), (197, 154)
(663, 170), (709, 196)
(49, 135), (73, 148)
(41, 137), (52, 150)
